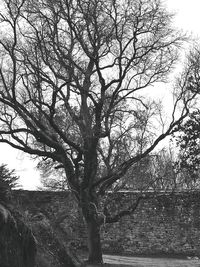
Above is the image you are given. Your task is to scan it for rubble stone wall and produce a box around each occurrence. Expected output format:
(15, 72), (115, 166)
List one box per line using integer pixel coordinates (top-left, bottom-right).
(13, 190), (200, 257)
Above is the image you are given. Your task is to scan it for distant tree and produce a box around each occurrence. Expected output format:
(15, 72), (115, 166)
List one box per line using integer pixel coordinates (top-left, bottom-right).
(121, 148), (179, 192)
(174, 47), (200, 189)
(37, 158), (67, 191)
(150, 148), (178, 190)
(0, 164), (20, 202)
(0, 0), (197, 263)
(175, 111), (200, 188)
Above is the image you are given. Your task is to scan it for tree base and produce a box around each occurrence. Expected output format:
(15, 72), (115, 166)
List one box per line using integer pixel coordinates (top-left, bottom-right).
(84, 259), (104, 266)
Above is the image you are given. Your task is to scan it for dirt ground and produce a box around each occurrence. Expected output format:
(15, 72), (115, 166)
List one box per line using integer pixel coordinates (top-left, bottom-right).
(103, 254), (200, 267)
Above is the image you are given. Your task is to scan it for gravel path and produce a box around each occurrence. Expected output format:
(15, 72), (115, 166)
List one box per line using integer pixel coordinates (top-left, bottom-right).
(103, 255), (200, 267)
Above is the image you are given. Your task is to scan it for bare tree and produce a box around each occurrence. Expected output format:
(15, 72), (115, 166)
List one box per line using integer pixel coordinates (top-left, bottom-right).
(0, 0), (196, 263)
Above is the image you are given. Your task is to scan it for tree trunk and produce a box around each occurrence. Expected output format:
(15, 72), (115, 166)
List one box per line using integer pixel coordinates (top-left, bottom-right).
(85, 218), (103, 264)
(80, 187), (103, 264)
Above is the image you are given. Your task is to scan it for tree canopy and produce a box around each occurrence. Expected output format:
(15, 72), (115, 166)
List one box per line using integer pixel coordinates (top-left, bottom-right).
(0, 0), (189, 194)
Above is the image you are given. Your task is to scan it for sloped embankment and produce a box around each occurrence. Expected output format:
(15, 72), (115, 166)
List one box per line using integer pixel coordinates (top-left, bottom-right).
(13, 190), (82, 267)
(0, 203), (36, 267)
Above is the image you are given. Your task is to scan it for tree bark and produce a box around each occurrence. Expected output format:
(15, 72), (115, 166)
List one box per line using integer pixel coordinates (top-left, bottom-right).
(85, 218), (103, 264)
(81, 192), (103, 264)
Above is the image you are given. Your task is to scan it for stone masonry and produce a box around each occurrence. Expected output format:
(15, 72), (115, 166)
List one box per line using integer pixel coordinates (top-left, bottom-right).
(12, 190), (200, 257)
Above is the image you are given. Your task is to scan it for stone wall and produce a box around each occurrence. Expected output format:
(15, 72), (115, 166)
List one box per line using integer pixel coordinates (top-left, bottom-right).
(102, 192), (200, 256)
(13, 190), (200, 257)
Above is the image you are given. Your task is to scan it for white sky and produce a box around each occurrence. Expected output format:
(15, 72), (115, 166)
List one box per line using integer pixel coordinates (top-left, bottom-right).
(0, 0), (200, 190)
(166, 0), (200, 38)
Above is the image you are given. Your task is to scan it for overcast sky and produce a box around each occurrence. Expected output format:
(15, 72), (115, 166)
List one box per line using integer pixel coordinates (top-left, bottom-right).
(0, 0), (199, 190)
(166, 0), (200, 37)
